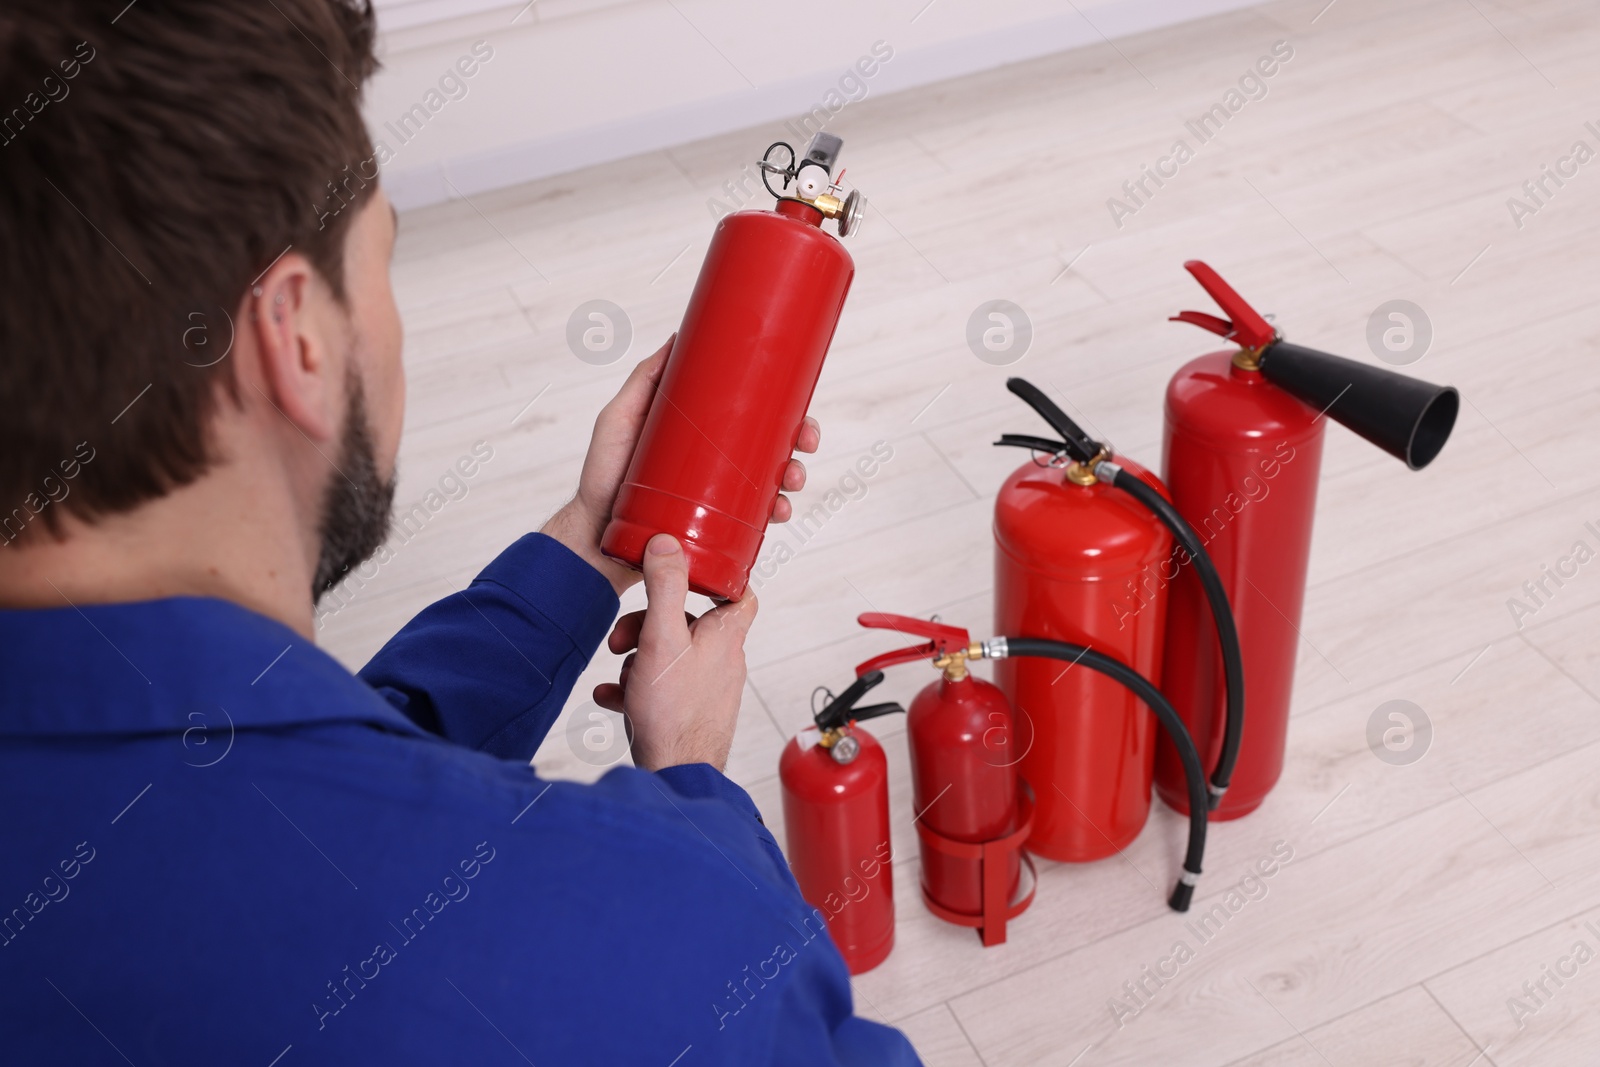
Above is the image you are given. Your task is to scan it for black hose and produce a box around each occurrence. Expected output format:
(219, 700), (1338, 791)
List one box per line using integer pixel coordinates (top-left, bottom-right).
(1101, 466), (1244, 809)
(1002, 637), (1206, 911)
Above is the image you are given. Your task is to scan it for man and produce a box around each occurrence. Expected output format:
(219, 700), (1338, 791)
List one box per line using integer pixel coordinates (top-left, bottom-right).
(0, 2), (920, 1064)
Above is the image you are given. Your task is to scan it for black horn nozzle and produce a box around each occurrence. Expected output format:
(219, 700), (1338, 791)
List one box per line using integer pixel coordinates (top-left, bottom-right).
(1259, 342), (1459, 471)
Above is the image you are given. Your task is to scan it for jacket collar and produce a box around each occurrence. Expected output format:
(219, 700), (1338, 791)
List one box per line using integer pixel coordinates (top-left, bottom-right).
(0, 596), (427, 739)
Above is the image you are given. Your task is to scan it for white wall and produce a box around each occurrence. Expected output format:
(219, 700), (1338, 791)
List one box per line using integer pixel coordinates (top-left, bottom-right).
(365, 0), (1263, 209)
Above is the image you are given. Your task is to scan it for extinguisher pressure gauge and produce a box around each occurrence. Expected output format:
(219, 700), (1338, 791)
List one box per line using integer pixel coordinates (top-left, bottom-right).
(828, 733), (862, 765)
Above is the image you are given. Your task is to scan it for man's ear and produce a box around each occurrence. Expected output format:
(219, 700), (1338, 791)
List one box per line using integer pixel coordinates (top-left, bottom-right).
(248, 254), (341, 444)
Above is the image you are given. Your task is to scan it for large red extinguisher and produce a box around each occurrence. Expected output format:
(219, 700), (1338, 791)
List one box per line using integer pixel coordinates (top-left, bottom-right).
(991, 380), (1247, 859)
(852, 613), (1036, 946)
(1157, 261), (1459, 819)
(778, 669), (903, 974)
(603, 134), (866, 600)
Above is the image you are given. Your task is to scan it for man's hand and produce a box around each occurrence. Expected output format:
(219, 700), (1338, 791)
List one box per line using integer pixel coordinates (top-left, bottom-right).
(592, 534), (755, 771)
(540, 335), (822, 595)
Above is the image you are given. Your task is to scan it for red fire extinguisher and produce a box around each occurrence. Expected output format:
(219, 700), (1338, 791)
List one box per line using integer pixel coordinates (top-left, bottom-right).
(1157, 261), (1459, 819)
(852, 613), (1036, 946)
(602, 134), (866, 600)
(991, 379), (1247, 860)
(778, 669), (903, 974)
(839, 610), (1214, 912)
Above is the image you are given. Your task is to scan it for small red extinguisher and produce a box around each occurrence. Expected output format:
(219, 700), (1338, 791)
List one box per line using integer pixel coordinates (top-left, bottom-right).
(602, 134), (866, 600)
(843, 608), (1215, 914)
(853, 613), (1036, 946)
(778, 670), (903, 975)
(1158, 261), (1459, 818)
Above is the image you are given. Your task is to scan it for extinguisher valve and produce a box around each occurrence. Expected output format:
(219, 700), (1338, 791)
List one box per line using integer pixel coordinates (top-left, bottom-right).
(932, 649), (971, 681)
(811, 668), (905, 763)
(759, 134), (866, 237)
(995, 379), (1115, 487)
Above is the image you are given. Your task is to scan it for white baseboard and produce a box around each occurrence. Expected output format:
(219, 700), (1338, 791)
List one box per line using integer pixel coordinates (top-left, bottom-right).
(381, 0), (1263, 210)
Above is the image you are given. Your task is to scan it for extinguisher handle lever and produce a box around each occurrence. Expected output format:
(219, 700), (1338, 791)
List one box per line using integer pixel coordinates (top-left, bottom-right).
(857, 612), (969, 648)
(1004, 379), (1102, 465)
(814, 669), (888, 731)
(854, 612), (972, 677)
(849, 701), (906, 724)
(1173, 260), (1278, 351)
(995, 433), (1069, 454)
(854, 643), (937, 676)
(1169, 310), (1236, 338)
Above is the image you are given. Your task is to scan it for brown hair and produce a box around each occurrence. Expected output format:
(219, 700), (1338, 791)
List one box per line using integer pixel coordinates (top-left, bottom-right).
(0, 0), (379, 540)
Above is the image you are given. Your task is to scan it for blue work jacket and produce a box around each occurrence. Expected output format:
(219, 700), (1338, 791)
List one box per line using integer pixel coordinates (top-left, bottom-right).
(0, 533), (920, 1066)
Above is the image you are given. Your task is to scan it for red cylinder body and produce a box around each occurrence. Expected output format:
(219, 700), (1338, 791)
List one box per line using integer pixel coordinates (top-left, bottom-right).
(993, 456), (1173, 861)
(907, 673), (1019, 917)
(778, 726), (894, 975)
(602, 200), (854, 600)
(1156, 351), (1325, 820)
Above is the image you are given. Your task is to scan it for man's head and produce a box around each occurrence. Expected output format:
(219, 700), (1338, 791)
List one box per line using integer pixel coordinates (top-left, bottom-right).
(0, 0), (403, 609)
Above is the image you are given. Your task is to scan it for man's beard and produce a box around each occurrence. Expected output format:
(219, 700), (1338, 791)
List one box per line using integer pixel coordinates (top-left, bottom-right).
(312, 373), (397, 604)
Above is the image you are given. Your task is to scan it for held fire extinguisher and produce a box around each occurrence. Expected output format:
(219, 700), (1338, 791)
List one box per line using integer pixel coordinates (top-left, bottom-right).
(1157, 260), (1460, 819)
(852, 613), (1036, 946)
(778, 669), (903, 975)
(602, 133), (867, 600)
(991, 380), (1246, 862)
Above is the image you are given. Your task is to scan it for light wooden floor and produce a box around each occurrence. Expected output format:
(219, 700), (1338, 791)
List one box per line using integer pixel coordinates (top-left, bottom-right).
(321, 1), (1600, 1063)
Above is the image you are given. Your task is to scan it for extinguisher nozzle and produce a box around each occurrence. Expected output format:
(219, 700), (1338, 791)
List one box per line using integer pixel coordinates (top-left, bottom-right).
(1259, 342), (1459, 470)
(1168, 880), (1196, 912)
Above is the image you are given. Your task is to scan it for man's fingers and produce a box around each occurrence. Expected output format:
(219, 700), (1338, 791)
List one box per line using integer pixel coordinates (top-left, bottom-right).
(609, 609), (696, 654)
(595, 651), (637, 711)
(771, 495), (791, 523)
(782, 458), (806, 492)
(608, 610), (647, 654)
(639, 534), (693, 650)
(796, 417), (821, 454)
(698, 590), (759, 646)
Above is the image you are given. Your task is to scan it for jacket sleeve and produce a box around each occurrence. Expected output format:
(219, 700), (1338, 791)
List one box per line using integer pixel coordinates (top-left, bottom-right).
(358, 533), (619, 760)
(580, 764), (926, 1067)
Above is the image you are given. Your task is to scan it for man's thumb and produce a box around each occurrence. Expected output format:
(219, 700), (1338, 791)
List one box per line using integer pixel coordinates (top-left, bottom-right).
(640, 533), (691, 645)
